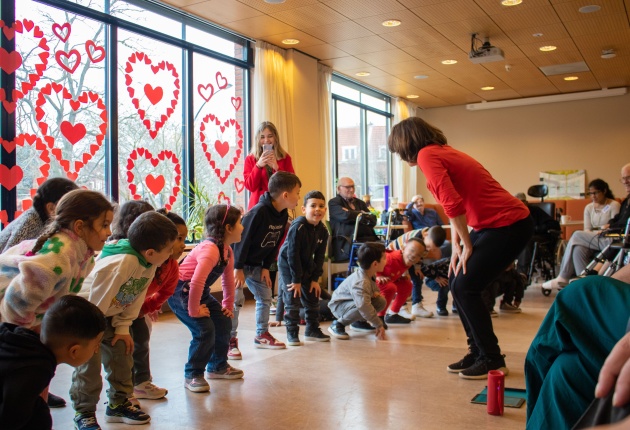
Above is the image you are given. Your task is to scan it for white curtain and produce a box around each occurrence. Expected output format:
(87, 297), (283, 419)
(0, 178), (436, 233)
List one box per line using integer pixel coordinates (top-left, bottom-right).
(392, 98), (419, 203)
(318, 63), (333, 198)
(253, 41), (294, 162)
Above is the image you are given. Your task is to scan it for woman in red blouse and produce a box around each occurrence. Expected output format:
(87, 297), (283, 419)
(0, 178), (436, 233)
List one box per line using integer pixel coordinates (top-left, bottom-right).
(243, 121), (295, 210)
(388, 117), (533, 380)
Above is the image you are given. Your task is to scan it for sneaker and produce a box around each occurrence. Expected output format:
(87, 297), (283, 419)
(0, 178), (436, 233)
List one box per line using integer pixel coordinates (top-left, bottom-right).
(327, 320), (350, 339)
(447, 351), (479, 373)
(74, 412), (101, 430)
(133, 380), (168, 400)
(206, 364), (244, 380)
(412, 302), (434, 318)
(542, 278), (568, 290)
(185, 376), (210, 393)
(397, 304), (416, 321)
(379, 315), (389, 330)
(254, 331), (286, 349)
(490, 309), (498, 318)
(48, 392), (66, 408)
(385, 313), (412, 324)
(270, 306), (277, 315)
(128, 394), (140, 407)
(459, 355), (509, 380)
(500, 301), (522, 313)
(451, 306), (458, 314)
(105, 400), (151, 424)
(227, 337), (242, 360)
(351, 320), (375, 332)
(436, 307), (449, 317)
(286, 330), (302, 346)
(305, 327), (331, 342)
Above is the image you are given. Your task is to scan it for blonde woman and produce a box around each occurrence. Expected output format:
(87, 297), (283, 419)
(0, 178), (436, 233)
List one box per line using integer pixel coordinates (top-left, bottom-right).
(243, 121), (294, 210)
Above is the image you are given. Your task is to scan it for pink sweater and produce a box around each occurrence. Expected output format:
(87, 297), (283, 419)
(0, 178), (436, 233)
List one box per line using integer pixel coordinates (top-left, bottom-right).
(178, 241), (235, 316)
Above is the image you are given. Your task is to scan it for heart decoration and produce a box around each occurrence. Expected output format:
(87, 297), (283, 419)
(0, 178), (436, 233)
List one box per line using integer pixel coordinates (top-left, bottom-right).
(85, 40), (105, 63)
(55, 48), (81, 74)
(198, 83), (214, 102)
(0, 210), (7, 228)
(126, 148), (181, 210)
(231, 97), (241, 111)
(35, 83), (107, 181)
(0, 19), (50, 114)
(199, 114), (243, 184)
(0, 165), (24, 190)
(234, 177), (245, 193)
(217, 192), (231, 205)
(125, 51), (180, 140)
(0, 134), (50, 189)
(52, 22), (71, 42)
(216, 71), (228, 90)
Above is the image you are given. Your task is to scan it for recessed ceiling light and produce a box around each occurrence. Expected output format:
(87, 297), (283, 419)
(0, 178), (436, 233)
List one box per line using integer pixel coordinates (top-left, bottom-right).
(355, 72), (370, 77)
(579, 5), (601, 13)
(441, 59), (457, 65)
(282, 39), (300, 45)
(407, 94), (420, 99)
(532, 33), (544, 38)
(601, 49), (616, 59)
(414, 75), (429, 79)
(501, 0), (522, 6)
(539, 45), (557, 52)
(264, 0), (286, 3)
(382, 19), (401, 27)
(564, 76), (579, 81)
(481, 86), (495, 90)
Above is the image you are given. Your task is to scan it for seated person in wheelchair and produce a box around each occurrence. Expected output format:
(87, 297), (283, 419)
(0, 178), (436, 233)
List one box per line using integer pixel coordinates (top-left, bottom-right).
(543, 165), (630, 290)
(514, 192), (561, 282)
(328, 177), (379, 262)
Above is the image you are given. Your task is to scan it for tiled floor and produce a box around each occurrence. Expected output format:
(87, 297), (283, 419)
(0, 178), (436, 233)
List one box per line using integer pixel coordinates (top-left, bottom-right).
(50, 283), (556, 429)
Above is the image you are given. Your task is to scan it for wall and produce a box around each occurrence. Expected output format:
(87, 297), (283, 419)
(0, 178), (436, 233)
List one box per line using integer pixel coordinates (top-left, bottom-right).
(414, 93), (630, 203)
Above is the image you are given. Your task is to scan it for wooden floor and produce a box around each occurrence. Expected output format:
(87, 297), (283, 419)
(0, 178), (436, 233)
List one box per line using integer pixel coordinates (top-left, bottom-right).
(50, 283), (556, 430)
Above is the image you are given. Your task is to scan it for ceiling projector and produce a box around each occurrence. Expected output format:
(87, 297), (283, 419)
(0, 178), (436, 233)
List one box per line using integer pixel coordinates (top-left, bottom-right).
(469, 34), (505, 64)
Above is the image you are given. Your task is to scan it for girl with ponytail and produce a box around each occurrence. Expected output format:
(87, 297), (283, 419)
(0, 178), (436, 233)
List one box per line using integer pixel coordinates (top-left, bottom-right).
(167, 204), (244, 393)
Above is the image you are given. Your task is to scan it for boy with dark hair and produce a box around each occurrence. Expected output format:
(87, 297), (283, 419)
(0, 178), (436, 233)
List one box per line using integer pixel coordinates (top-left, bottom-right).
(278, 190), (330, 346)
(233, 171), (302, 350)
(327, 242), (387, 341)
(0, 295), (105, 430)
(71, 212), (178, 430)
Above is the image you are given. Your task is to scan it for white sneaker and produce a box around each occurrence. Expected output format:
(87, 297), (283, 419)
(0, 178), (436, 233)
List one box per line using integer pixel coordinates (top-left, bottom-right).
(412, 303), (434, 318)
(542, 278), (568, 290)
(396, 304), (416, 321)
(133, 381), (167, 400)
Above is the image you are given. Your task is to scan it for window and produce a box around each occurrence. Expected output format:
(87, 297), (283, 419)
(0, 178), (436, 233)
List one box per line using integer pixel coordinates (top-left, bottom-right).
(0, 0), (251, 227)
(332, 75), (392, 209)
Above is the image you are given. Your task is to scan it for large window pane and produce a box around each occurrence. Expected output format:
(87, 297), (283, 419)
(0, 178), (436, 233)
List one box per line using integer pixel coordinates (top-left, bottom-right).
(111, 1), (182, 39)
(335, 101), (362, 196)
(186, 26), (247, 61)
(366, 112), (388, 209)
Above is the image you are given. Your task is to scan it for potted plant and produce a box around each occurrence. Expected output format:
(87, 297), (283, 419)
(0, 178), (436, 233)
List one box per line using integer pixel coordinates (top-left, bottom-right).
(186, 181), (214, 243)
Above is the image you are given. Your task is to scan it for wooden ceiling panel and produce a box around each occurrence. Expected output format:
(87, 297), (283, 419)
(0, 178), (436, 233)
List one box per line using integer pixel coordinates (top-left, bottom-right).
(297, 43), (349, 60)
(572, 30), (630, 54)
(184, 0), (263, 24)
(548, 72), (601, 92)
(564, 14), (630, 37)
(224, 15), (295, 38)
(331, 36), (397, 55)
(340, 66), (392, 78)
(162, 0), (219, 7)
(235, 0), (319, 13)
(272, 3), (347, 29)
(355, 49), (416, 66)
(553, 0), (626, 22)
(394, 71), (451, 86)
(482, 57), (546, 81)
(508, 77), (561, 97)
(503, 23), (571, 45)
(303, 21), (373, 43)
(474, 88), (523, 101)
(475, 0), (552, 16)
(433, 17), (512, 52)
(397, 0), (457, 7)
(263, 30), (325, 48)
(353, 9), (430, 34)
(377, 59), (435, 74)
(411, 0), (487, 26)
(528, 50), (586, 67)
(356, 74), (410, 87)
(320, 56), (371, 70)
(320, 0), (408, 20)
(402, 41), (463, 60)
(421, 80), (482, 104)
(490, 6), (562, 31)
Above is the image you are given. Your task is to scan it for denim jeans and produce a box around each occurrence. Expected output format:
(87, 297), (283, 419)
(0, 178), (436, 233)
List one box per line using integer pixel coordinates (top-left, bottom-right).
(410, 269), (449, 309)
(230, 286), (245, 338)
(168, 281), (231, 379)
(243, 265), (272, 336)
(131, 316), (151, 385)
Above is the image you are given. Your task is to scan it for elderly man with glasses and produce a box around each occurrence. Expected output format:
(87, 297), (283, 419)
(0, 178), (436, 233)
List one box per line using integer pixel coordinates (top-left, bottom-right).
(405, 195), (444, 230)
(543, 163), (630, 290)
(328, 177), (380, 263)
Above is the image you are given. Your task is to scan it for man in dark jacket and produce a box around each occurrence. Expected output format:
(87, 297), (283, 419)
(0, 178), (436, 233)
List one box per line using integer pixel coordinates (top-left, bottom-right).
(328, 177), (379, 262)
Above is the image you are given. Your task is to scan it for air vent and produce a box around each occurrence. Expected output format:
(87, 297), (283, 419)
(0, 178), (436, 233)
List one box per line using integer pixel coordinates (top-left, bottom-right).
(539, 62), (589, 76)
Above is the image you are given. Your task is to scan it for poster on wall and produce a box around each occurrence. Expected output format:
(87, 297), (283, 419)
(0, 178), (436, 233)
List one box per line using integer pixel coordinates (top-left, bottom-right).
(539, 170), (586, 199)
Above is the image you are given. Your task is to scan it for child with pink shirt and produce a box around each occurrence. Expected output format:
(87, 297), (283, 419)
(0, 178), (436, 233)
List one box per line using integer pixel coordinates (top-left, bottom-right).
(167, 204), (244, 393)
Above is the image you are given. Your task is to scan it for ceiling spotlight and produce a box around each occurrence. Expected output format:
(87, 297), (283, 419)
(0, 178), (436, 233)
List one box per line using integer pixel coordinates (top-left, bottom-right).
(382, 19), (401, 27)
(414, 75), (429, 79)
(579, 5), (601, 13)
(539, 45), (557, 52)
(282, 39), (300, 45)
(601, 49), (616, 59)
(441, 59), (458, 65)
(264, 0), (286, 3)
(481, 86), (495, 90)
(355, 72), (370, 77)
(501, 0), (522, 5)
(407, 94), (420, 99)
(564, 76), (579, 81)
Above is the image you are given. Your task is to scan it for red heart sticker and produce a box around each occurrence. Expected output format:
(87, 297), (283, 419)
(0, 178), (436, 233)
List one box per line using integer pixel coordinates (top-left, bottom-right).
(231, 96), (241, 111)
(199, 114), (243, 184)
(217, 192), (231, 205)
(85, 40), (105, 63)
(216, 71), (228, 89)
(52, 22), (71, 42)
(60, 120), (87, 145)
(0, 210), (7, 227)
(0, 19), (49, 114)
(198, 83), (214, 102)
(0, 48), (23, 75)
(126, 148), (182, 210)
(0, 134), (49, 191)
(55, 48), (81, 73)
(125, 51), (180, 140)
(234, 177), (245, 193)
(0, 165), (24, 190)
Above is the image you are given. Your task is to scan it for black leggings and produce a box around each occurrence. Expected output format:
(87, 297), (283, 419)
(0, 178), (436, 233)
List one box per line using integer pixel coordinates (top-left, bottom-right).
(449, 216), (534, 358)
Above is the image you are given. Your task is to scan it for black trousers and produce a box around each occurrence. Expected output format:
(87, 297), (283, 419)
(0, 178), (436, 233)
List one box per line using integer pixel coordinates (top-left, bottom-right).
(450, 216), (534, 358)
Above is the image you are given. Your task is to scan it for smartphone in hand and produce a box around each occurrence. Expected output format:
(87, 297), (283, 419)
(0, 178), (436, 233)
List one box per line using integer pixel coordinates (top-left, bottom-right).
(263, 144), (273, 152)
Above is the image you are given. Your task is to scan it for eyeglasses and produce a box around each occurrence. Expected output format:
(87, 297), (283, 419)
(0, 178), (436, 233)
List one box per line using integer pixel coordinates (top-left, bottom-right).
(620, 176), (630, 184)
(339, 185), (355, 189)
(221, 204), (231, 225)
(587, 191), (602, 196)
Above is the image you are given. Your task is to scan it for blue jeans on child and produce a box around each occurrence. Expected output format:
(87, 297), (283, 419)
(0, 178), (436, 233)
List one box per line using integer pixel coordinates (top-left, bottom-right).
(243, 265), (272, 336)
(410, 269), (449, 310)
(168, 280), (231, 379)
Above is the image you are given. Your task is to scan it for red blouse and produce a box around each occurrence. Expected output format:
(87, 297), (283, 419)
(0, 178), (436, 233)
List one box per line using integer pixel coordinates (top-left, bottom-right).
(243, 153), (295, 210)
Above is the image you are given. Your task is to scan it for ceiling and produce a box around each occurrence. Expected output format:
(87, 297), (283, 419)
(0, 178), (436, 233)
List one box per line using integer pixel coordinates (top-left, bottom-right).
(161, 0), (630, 108)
